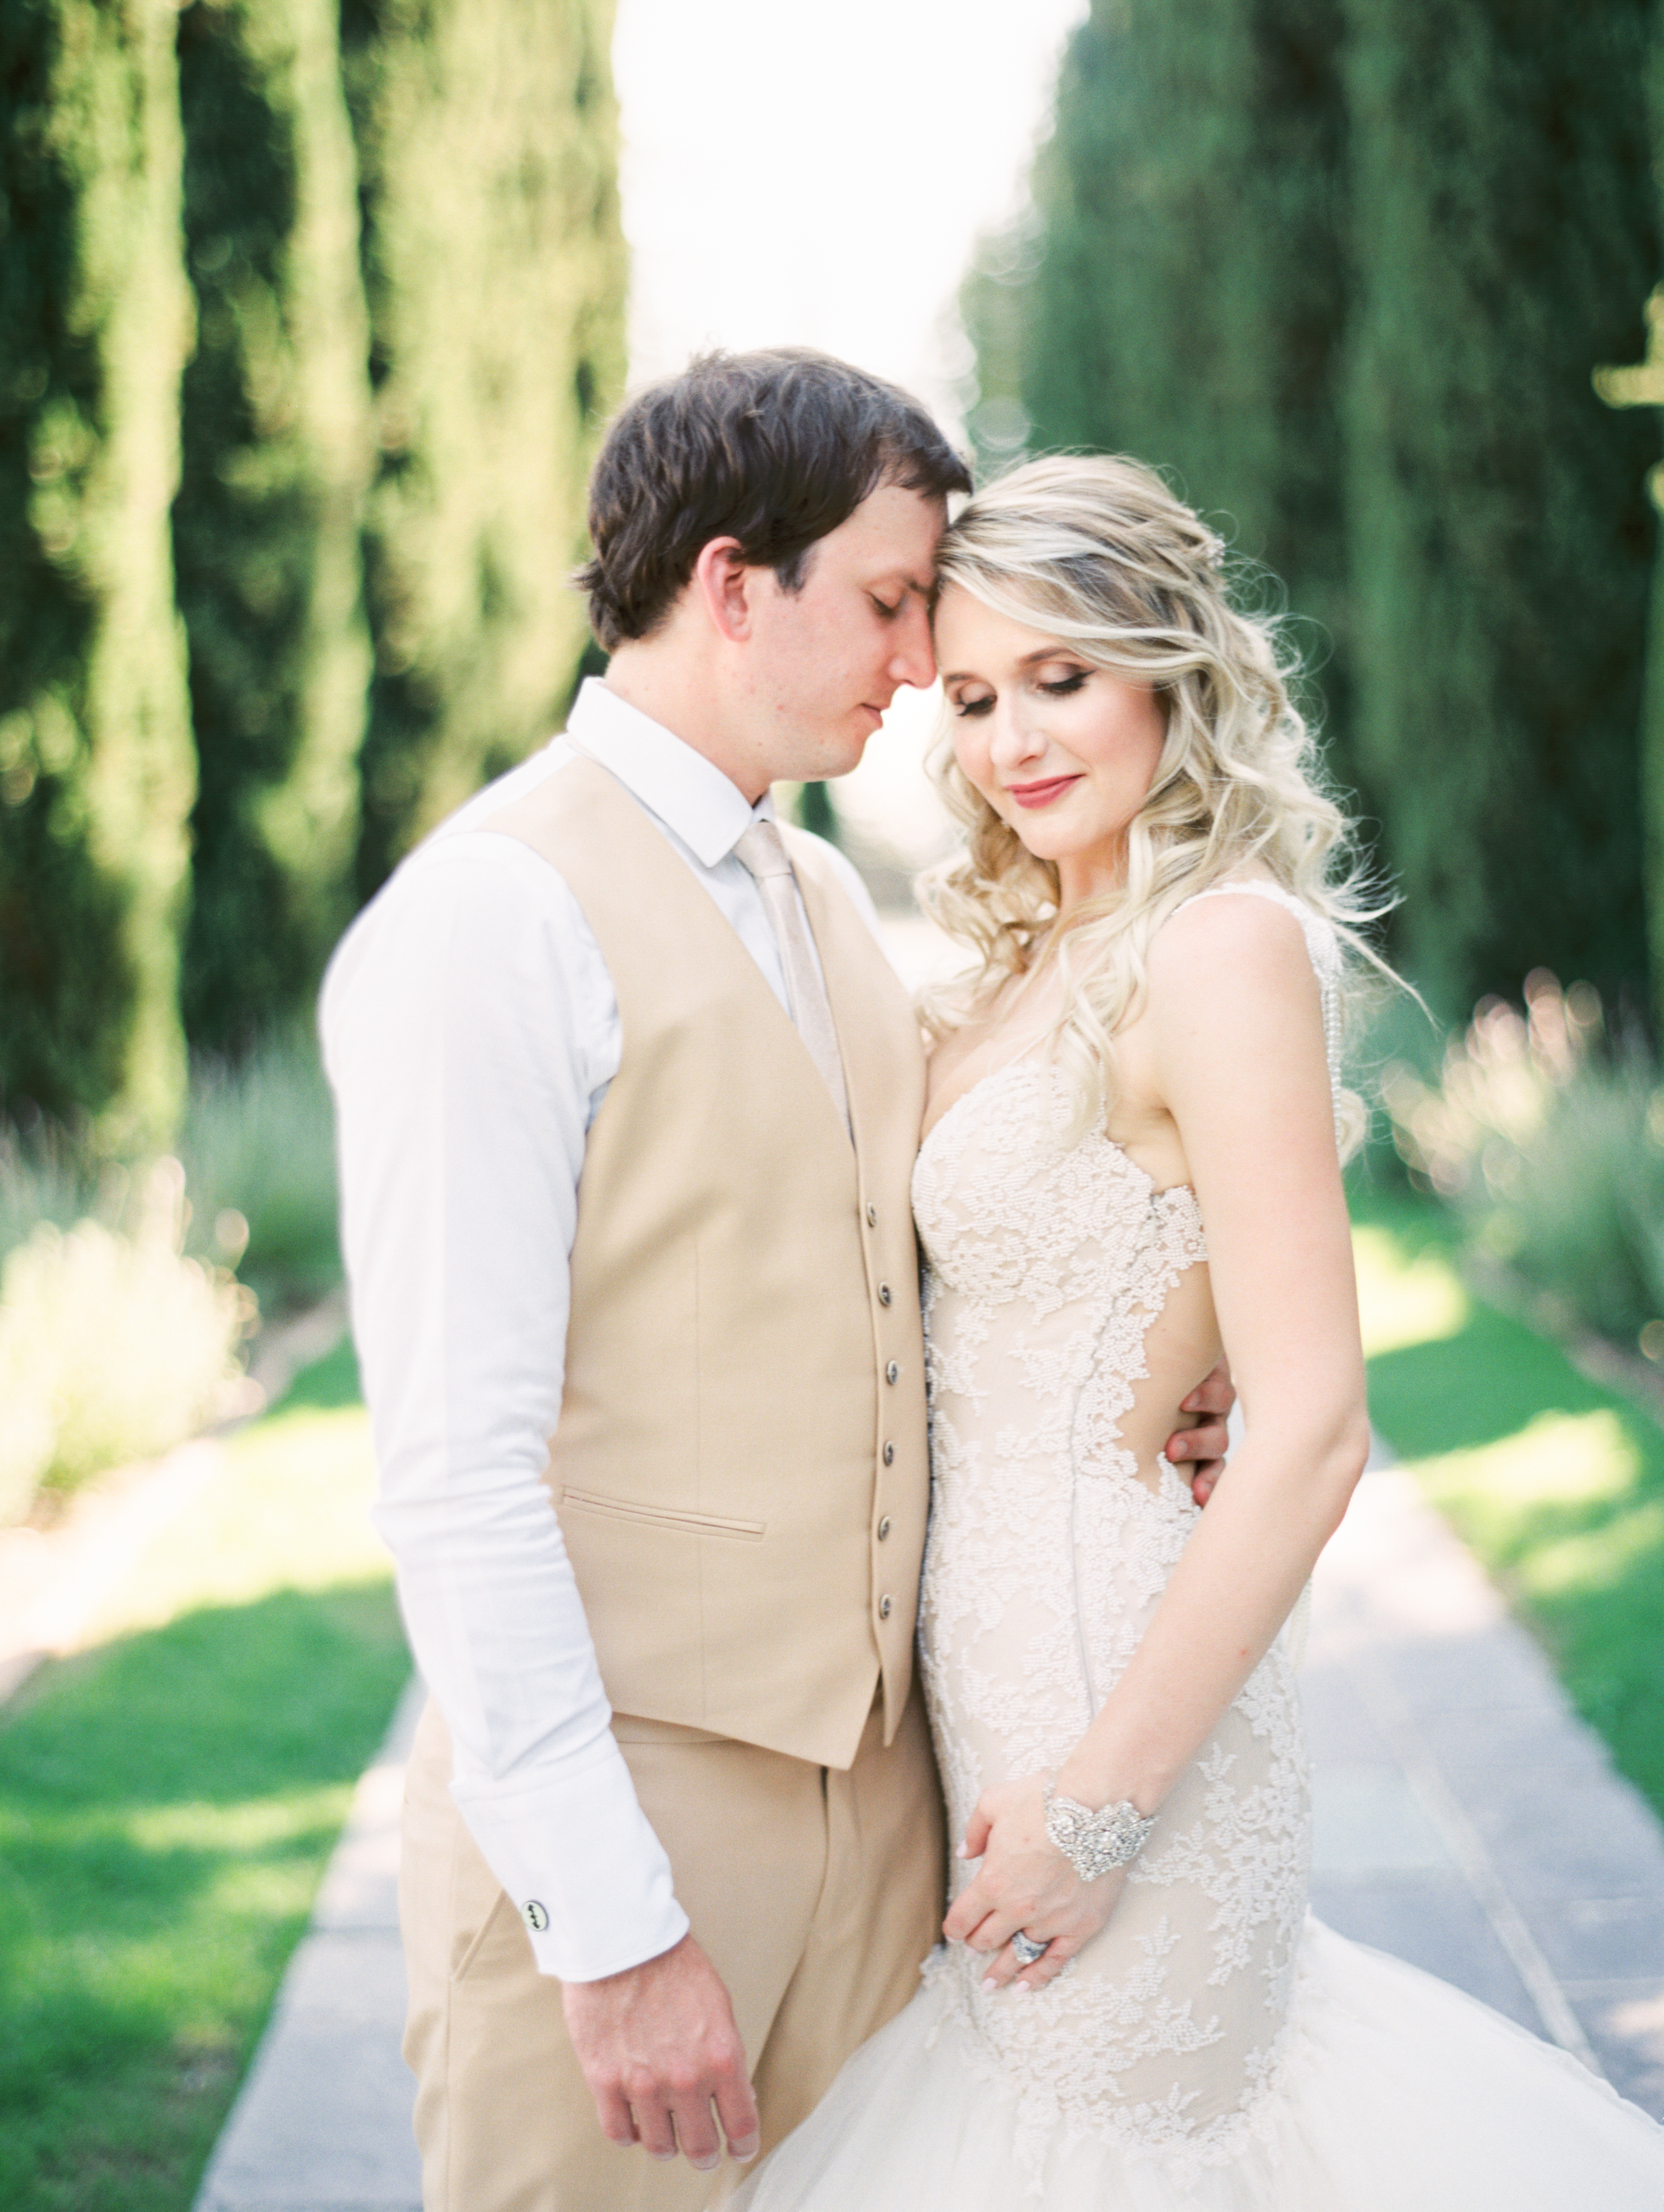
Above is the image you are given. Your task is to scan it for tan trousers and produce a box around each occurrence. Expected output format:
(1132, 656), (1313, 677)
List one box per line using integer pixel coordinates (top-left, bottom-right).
(400, 1689), (946, 2212)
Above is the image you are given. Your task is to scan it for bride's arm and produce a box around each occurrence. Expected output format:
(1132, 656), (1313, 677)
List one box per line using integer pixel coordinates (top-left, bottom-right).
(944, 893), (1369, 1986)
(1063, 894), (1368, 1786)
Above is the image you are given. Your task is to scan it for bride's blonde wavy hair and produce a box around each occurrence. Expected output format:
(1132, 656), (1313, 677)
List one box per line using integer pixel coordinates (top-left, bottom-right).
(919, 454), (1388, 1154)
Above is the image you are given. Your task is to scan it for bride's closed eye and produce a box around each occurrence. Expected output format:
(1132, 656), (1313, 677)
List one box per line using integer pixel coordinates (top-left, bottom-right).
(950, 667), (1091, 716)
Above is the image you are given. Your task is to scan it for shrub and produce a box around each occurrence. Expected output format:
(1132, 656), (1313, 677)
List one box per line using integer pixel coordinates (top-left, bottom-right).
(0, 1113), (94, 1260)
(1382, 971), (1664, 1345)
(0, 1029), (340, 1522)
(0, 1159), (253, 1525)
(177, 1029), (340, 1308)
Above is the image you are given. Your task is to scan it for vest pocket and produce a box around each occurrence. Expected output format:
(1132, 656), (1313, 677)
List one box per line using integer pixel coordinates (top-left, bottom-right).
(558, 1487), (766, 1540)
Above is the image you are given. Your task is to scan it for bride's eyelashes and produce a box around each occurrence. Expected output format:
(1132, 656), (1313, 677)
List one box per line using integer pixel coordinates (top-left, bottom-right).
(949, 669), (1093, 718)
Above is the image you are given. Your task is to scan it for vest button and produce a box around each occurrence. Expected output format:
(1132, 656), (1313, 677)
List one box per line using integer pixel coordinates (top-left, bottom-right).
(885, 1360), (899, 1385)
(882, 1441), (895, 1465)
(878, 1282), (892, 1306)
(879, 1594), (893, 1619)
(877, 1516), (892, 1540)
(866, 1202), (878, 1227)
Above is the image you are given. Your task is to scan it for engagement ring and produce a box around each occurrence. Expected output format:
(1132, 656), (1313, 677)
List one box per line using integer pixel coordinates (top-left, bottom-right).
(1010, 1930), (1049, 1966)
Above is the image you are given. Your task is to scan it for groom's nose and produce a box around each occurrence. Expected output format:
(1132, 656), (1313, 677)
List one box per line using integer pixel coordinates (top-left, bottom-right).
(888, 599), (936, 690)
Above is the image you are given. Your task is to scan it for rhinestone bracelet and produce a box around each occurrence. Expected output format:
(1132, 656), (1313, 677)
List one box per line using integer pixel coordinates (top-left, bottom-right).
(1043, 1780), (1157, 1880)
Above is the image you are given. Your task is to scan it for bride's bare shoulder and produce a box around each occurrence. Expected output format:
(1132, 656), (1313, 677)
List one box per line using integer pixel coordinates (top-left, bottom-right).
(1146, 883), (1322, 1021)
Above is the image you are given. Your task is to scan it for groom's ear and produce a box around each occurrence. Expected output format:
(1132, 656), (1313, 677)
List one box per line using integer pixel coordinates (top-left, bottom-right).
(694, 536), (757, 644)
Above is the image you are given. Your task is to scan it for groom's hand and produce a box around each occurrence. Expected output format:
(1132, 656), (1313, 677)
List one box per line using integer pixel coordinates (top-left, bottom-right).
(562, 1932), (760, 2173)
(1163, 1357), (1235, 1507)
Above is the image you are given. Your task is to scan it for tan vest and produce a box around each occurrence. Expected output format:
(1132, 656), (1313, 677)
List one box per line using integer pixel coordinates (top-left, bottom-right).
(483, 758), (929, 1771)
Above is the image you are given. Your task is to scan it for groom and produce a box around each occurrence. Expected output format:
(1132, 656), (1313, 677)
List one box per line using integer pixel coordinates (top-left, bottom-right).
(323, 348), (1231, 2211)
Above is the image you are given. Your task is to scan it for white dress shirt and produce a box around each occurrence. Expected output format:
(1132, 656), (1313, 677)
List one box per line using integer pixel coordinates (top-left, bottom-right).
(320, 680), (887, 1981)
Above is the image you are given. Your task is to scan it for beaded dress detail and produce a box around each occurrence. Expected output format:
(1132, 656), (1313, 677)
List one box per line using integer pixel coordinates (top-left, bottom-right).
(739, 888), (1664, 2212)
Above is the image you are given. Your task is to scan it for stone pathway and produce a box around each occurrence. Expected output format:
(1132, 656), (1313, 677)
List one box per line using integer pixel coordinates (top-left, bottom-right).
(191, 1446), (1664, 2208)
(1306, 1444), (1664, 2109)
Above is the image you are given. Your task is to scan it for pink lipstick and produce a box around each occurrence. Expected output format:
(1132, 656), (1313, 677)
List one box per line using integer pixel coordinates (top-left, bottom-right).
(1007, 774), (1082, 811)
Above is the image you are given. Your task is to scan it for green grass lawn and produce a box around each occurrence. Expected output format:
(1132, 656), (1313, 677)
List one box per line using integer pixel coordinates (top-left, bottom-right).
(1351, 1182), (1664, 1822)
(0, 1337), (409, 2212)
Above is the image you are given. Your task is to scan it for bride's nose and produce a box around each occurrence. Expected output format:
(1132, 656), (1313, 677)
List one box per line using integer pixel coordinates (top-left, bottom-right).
(987, 700), (1048, 769)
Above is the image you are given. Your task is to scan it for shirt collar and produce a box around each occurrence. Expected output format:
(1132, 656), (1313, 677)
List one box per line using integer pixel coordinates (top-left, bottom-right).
(565, 678), (776, 866)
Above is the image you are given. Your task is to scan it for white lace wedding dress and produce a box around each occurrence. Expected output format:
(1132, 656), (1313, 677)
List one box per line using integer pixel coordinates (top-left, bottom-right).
(740, 886), (1664, 2209)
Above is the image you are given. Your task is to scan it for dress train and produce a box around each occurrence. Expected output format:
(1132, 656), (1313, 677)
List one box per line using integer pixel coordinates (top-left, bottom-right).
(738, 1916), (1664, 2209)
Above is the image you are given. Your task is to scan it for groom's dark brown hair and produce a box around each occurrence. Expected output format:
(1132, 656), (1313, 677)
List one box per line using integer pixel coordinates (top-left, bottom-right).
(576, 347), (970, 651)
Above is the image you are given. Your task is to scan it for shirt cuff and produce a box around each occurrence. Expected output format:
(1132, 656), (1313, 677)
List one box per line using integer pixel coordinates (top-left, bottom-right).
(449, 1736), (691, 1981)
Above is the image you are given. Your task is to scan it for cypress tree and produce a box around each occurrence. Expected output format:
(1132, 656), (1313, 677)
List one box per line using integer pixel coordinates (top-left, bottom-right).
(0, 0), (197, 1149)
(796, 782), (839, 844)
(1600, 328), (1664, 1031)
(1341, 0), (1659, 1020)
(971, 0), (1356, 792)
(1640, 481), (1664, 1025)
(339, 0), (627, 896)
(173, 0), (375, 1053)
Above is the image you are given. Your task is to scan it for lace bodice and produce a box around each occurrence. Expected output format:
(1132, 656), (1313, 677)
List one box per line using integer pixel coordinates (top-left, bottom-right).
(910, 886), (1339, 2182)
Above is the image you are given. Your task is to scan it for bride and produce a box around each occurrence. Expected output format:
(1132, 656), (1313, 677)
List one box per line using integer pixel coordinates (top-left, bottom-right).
(738, 455), (1664, 2207)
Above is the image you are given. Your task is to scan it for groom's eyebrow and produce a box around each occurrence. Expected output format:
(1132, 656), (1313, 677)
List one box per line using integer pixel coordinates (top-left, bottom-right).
(875, 570), (934, 599)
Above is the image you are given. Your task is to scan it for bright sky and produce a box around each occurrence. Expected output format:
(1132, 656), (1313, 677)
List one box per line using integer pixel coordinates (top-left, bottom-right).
(610, 0), (1087, 868)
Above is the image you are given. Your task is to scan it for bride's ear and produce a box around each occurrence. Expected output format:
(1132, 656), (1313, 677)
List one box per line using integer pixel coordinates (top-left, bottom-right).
(694, 537), (756, 643)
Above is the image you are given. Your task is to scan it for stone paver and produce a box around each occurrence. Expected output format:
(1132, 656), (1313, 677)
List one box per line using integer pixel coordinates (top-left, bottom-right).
(195, 1445), (1664, 2206)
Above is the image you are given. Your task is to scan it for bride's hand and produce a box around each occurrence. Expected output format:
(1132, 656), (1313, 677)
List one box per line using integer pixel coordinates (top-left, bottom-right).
(942, 1776), (1126, 1992)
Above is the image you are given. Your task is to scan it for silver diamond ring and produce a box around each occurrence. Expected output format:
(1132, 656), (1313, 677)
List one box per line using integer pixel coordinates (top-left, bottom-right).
(1010, 1930), (1049, 1966)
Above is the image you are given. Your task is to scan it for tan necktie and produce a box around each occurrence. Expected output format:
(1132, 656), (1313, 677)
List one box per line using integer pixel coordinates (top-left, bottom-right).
(734, 819), (851, 1135)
